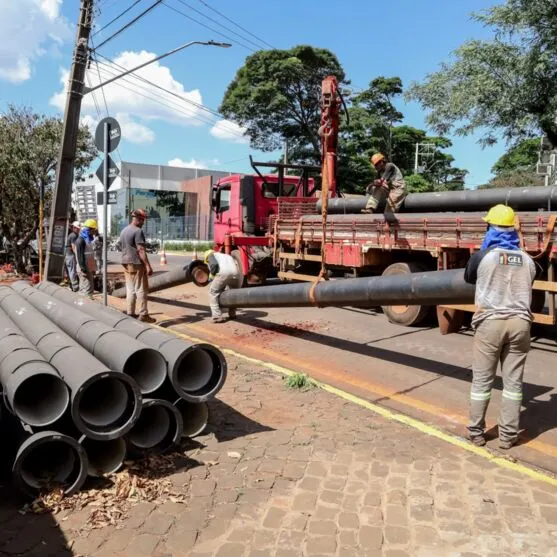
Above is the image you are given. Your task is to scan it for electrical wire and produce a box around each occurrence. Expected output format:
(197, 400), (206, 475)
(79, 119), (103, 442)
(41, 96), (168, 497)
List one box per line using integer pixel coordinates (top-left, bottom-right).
(94, 0), (163, 51)
(196, 0), (275, 49)
(90, 38), (111, 118)
(93, 0), (144, 36)
(162, 1), (256, 52)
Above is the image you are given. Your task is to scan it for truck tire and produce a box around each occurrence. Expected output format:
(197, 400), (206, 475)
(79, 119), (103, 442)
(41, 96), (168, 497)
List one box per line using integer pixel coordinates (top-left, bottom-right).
(381, 262), (431, 326)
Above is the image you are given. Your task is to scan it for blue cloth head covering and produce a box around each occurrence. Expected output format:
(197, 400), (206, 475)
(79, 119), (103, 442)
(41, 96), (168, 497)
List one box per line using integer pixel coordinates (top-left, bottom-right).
(480, 225), (520, 251)
(80, 227), (94, 244)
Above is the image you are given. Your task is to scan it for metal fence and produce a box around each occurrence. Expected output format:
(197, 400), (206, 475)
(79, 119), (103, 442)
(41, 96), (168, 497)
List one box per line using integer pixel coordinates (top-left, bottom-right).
(111, 215), (212, 241)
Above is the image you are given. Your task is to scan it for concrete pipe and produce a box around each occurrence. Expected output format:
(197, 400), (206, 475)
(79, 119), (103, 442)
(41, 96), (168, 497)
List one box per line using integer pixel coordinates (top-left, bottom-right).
(174, 399), (209, 437)
(127, 399), (183, 454)
(12, 430), (88, 497)
(38, 282), (228, 402)
(0, 286), (141, 440)
(12, 282), (166, 395)
(79, 435), (127, 477)
(0, 309), (69, 427)
(111, 261), (210, 298)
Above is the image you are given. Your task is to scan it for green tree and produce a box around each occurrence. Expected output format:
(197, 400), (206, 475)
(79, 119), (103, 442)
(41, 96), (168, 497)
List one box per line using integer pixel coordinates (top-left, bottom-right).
(0, 105), (96, 271)
(406, 174), (433, 193)
(492, 138), (540, 175)
(219, 45), (346, 162)
(408, 0), (557, 147)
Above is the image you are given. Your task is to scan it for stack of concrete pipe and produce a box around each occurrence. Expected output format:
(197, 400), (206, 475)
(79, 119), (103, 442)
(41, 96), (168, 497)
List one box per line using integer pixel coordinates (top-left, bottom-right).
(0, 281), (226, 499)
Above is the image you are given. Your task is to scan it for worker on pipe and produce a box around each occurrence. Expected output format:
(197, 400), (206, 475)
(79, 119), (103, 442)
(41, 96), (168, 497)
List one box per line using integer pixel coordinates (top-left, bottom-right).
(119, 209), (155, 323)
(64, 221), (80, 292)
(74, 219), (98, 297)
(204, 249), (239, 323)
(464, 204), (536, 450)
(362, 153), (407, 215)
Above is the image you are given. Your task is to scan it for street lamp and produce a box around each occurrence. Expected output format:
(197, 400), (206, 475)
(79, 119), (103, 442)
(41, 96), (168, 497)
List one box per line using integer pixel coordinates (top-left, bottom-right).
(84, 40), (232, 94)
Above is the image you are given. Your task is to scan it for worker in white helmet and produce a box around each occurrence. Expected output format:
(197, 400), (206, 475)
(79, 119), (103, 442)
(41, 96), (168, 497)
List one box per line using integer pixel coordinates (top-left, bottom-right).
(204, 249), (240, 323)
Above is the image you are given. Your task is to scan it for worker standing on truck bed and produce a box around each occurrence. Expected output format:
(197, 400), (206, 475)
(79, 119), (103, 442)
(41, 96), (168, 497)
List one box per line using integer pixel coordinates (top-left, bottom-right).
(204, 249), (239, 323)
(362, 153), (407, 214)
(464, 204), (536, 449)
(120, 208), (155, 323)
(74, 219), (97, 297)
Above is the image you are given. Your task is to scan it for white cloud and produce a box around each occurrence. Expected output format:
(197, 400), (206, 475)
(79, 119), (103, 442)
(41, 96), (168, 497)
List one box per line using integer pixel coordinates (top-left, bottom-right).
(116, 113), (155, 144)
(168, 158), (209, 169)
(0, 0), (71, 83)
(210, 119), (249, 144)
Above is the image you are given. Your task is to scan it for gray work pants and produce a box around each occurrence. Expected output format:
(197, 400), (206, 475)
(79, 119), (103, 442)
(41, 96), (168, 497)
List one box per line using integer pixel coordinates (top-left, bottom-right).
(365, 183), (406, 214)
(77, 266), (94, 297)
(124, 264), (148, 317)
(65, 254), (79, 291)
(209, 273), (239, 319)
(468, 317), (531, 442)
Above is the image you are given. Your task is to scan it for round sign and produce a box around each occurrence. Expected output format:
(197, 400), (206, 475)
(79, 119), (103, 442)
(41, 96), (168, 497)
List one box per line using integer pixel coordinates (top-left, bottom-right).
(94, 117), (121, 153)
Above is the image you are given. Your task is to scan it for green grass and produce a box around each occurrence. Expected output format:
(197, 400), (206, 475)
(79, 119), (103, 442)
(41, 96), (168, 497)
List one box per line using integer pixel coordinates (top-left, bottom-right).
(285, 373), (316, 390)
(163, 241), (213, 253)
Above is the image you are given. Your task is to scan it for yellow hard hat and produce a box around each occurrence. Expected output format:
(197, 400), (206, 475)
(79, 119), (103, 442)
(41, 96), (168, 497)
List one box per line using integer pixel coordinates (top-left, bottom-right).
(483, 204), (516, 227)
(83, 218), (98, 229)
(203, 249), (213, 263)
(371, 153), (385, 166)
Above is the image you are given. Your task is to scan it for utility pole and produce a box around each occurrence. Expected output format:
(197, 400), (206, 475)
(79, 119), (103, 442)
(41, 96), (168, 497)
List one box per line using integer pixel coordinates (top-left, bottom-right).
(45, 0), (94, 281)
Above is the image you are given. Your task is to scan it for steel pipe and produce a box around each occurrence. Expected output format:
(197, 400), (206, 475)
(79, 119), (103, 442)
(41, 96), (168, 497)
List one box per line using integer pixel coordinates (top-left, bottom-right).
(127, 399), (183, 454)
(14, 282), (167, 395)
(175, 399), (209, 437)
(38, 282), (227, 402)
(79, 435), (127, 477)
(0, 310), (69, 427)
(320, 185), (557, 214)
(111, 261), (210, 298)
(0, 286), (141, 440)
(12, 429), (88, 497)
(219, 268), (476, 309)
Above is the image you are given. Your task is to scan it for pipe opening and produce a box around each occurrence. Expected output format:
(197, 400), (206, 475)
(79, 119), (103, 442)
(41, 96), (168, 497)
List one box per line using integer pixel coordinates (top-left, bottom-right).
(175, 348), (214, 393)
(13, 374), (69, 427)
(19, 440), (81, 491)
(79, 377), (129, 428)
(129, 404), (171, 449)
(80, 436), (126, 477)
(175, 399), (208, 437)
(123, 348), (167, 394)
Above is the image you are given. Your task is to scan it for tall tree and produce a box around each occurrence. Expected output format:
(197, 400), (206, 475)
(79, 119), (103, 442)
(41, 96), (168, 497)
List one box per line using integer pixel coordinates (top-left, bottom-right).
(408, 0), (557, 147)
(219, 45), (346, 162)
(0, 106), (96, 271)
(491, 138), (540, 175)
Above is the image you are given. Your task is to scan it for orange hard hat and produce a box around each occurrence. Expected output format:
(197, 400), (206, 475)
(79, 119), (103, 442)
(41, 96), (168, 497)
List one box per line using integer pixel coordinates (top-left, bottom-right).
(371, 153), (385, 166)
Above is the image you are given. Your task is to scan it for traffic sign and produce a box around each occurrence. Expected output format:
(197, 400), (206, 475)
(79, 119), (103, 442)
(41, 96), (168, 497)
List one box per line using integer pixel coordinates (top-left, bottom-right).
(95, 155), (120, 189)
(94, 117), (121, 152)
(97, 191), (118, 205)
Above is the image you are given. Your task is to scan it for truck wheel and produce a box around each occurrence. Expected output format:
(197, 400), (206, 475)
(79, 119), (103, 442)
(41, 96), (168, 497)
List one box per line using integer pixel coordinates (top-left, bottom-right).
(231, 250), (247, 288)
(381, 262), (431, 326)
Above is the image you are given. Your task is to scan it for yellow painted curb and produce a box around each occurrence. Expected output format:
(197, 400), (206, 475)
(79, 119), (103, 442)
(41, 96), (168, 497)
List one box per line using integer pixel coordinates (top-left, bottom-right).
(155, 323), (557, 487)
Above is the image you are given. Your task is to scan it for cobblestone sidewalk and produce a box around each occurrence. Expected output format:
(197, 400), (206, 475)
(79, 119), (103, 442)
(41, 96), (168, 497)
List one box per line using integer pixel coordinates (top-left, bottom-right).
(2, 356), (557, 557)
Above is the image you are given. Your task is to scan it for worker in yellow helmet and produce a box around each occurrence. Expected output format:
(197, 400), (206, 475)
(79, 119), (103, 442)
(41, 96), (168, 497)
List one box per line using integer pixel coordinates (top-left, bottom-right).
(464, 204), (536, 450)
(362, 153), (407, 215)
(74, 218), (98, 297)
(204, 249), (240, 323)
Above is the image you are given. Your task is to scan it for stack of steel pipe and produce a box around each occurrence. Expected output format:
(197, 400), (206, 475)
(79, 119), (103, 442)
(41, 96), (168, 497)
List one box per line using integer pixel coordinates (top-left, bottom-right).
(0, 281), (227, 497)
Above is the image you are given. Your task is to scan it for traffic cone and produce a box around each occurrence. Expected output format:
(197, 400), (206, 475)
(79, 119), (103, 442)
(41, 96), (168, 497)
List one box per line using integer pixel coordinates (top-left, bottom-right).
(160, 249), (167, 266)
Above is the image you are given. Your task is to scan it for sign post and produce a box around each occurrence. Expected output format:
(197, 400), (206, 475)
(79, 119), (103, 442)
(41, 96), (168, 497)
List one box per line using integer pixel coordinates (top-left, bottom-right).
(94, 117), (121, 306)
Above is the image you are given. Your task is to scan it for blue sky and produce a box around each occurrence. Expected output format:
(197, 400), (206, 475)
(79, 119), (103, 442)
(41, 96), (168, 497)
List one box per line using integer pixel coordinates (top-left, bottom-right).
(0, 0), (506, 187)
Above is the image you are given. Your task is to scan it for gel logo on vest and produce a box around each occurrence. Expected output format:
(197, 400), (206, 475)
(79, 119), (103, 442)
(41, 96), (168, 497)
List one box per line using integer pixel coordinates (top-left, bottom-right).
(499, 253), (523, 266)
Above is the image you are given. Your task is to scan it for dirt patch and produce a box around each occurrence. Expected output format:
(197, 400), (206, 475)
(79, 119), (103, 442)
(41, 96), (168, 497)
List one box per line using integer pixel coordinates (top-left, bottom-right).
(233, 320), (329, 343)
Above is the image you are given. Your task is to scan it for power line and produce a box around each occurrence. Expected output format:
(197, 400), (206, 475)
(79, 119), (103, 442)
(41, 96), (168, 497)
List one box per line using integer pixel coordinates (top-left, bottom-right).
(94, 0), (163, 51)
(93, 0), (144, 36)
(196, 0), (275, 49)
(162, 1), (256, 52)
(90, 38), (110, 117)
(175, 0), (264, 51)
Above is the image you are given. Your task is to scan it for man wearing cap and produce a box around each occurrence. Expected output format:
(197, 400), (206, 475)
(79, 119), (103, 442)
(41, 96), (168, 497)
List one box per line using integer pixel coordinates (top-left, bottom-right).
(204, 249), (240, 323)
(119, 209), (154, 323)
(362, 153), (407, 215)
(464, 204), (536, 449)
(74, 219), (98, 297)
(65, 221), (80, 291)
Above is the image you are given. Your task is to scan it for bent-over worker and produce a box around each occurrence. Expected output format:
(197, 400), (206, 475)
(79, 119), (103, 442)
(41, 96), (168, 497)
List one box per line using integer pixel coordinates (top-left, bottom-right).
(204, 249), (239, 323)
(120, 208), (155, 323)
(362, 153), (406, 214)
(74, 219), (97, 297)
(464, 204), (535, 450)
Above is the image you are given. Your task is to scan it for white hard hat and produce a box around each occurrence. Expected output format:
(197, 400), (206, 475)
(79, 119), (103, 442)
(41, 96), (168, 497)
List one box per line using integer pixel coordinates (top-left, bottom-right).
(72, 221), (81, 228)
